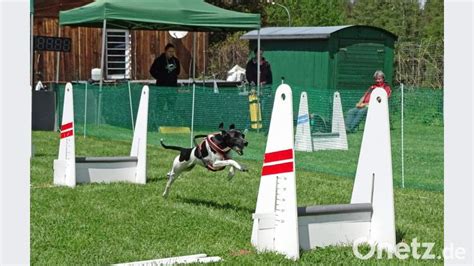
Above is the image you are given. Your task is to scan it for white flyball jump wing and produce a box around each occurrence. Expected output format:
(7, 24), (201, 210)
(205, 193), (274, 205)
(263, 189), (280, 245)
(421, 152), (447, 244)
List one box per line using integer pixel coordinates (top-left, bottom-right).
(295, 91), (348, 151)
(53, 83), (149, 187)
(351, 87), (396, 251)
(53, 83), (76, 187)
(329, 91), (348, 149)
(129, 85), (149, 184)
(252, 84), (300, 260)
(295, 92), (312, 152)
(251, 86), (395, 259)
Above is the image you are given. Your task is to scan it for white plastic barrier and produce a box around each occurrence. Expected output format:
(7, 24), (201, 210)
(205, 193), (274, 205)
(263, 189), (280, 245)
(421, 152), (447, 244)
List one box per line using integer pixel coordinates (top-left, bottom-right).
(113, 254), (222, 266)
(53, 83), (149, 187)
(252, 85), (395, 260)
(295, 91), (348, 151)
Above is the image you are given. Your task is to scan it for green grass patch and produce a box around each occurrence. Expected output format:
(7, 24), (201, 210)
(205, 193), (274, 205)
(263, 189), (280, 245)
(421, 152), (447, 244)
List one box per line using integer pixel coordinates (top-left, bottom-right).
(31, 128), (443, 265)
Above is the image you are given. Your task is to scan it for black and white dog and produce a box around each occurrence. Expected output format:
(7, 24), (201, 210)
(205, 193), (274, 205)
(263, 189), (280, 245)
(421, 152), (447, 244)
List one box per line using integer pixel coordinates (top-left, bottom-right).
(160, 123), (248, 197)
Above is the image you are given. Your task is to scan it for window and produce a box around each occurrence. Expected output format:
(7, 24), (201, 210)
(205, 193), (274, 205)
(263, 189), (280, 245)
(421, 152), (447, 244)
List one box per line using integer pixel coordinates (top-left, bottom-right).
(106, 29), (131, 80)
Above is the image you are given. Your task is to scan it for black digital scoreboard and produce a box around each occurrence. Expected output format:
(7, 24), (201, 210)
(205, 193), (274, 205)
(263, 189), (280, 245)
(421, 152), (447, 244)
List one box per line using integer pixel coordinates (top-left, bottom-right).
(33, 36), (71, 52)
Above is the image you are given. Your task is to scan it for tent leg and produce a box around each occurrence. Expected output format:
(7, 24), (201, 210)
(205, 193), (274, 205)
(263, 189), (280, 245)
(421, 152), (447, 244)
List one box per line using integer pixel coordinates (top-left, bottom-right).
(98, 19), (107, 125)
(190, 32), (196, 147)
(128, 80), (135, 131)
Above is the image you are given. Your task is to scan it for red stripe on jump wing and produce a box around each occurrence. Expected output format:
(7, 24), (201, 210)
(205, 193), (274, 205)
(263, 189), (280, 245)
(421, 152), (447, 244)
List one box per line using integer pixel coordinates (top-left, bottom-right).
(262, 162), (294, 176)
(61, 122), (73, 131)
(60, 130), (74, 139)
(264, 149), (293, 163)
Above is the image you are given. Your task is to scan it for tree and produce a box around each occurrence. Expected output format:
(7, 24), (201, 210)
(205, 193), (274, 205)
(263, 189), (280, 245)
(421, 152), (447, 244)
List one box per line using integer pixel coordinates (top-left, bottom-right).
(419, 0), (443, 88)
(264, 0), (348, 27)
(348, 0), (422, 42)
(204, 0), (267, 44)
(421, 0), (443, 41)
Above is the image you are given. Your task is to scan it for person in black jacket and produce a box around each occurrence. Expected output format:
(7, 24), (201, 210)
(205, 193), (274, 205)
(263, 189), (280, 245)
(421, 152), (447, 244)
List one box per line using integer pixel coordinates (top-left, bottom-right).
(246, 48), (273, 86)
(149, 43), (181, 86)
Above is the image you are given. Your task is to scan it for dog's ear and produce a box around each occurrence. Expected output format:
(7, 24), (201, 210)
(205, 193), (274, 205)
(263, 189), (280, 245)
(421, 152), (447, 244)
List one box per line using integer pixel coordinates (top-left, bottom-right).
(218, 122), (224, 130)
(229, 124), (235, 130)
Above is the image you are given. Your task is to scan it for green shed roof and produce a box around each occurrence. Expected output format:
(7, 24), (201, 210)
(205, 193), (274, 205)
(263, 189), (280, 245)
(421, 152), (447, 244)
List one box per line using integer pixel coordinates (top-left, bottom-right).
(241, 25), (397, 40)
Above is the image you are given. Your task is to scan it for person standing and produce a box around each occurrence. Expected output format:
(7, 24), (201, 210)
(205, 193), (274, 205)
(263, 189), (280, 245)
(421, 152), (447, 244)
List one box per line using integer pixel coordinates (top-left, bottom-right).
(149, 43), (181, 87)
(345, 70), (392, 133)
(246, 48), (273, 86)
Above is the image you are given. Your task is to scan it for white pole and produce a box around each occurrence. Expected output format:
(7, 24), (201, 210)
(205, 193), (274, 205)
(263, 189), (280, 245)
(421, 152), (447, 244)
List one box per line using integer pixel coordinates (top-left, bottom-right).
(256, 29), (260, 96)
(256, 30), (261, 133)
(98, 19), (107, 124)
(128, 80), (135, 131)
(55, 27), (62, 131)
(203, 33), (206, 79)
(78, 27), (82, 79)
(401, 83), (405, 188)
(190, 32), (197, 147)
(55, 28), (61, 83)
(84, 82), (88, 138)
(30, 13), (34, 87)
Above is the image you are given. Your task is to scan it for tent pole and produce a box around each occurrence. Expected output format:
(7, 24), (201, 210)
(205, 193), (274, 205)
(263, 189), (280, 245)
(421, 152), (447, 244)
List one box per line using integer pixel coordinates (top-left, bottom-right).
(257, 29), (260, 96)
(128, 80), (135, 131)
(78, 28), (82, 80)
(190, 31), (196, 147)
(203, 33), (206, 80)
(98, 19), (107, 124)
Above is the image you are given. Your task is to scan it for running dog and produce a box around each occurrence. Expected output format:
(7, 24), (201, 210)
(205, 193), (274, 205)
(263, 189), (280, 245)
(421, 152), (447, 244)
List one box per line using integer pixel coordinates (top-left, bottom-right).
(160, 123), (248, 197)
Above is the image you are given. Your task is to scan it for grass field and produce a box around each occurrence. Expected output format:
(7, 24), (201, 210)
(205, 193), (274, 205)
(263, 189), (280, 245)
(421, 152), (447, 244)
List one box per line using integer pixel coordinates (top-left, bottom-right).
(31, 125), (443, 265)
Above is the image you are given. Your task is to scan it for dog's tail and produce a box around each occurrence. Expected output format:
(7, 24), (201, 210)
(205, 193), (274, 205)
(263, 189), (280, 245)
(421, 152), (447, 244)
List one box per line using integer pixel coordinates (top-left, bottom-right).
(160, 138), (185, 152)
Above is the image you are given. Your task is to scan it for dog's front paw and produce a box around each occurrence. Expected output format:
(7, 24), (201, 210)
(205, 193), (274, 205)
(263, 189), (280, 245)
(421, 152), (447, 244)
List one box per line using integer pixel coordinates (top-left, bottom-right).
(227, 171), (235, 180)
(240, 165), (248, 172)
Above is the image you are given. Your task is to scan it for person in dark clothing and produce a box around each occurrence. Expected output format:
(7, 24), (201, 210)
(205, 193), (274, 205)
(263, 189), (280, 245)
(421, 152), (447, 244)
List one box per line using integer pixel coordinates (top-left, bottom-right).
(246, 48), (273, 86)
(149, 43), (181, 86)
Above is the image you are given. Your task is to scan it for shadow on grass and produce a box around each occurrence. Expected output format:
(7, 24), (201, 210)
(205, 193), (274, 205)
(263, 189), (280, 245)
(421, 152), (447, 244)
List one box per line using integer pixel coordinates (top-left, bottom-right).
(396, 227), (407, 243)
(31, 152), (50, 157)
(146, 176), (168, 183)
(176, 195), (254, 214)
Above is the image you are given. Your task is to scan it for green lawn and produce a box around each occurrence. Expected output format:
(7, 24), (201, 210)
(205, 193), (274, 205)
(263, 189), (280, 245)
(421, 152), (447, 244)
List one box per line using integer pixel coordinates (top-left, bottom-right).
(31, 127), (443, 265)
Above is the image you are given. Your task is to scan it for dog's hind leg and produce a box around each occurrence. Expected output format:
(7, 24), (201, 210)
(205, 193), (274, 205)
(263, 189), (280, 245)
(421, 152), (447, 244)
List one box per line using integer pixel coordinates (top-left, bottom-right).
(162, 156), (189, 198)
(162, 157), (181, 198)
(162, 172), (176, 198)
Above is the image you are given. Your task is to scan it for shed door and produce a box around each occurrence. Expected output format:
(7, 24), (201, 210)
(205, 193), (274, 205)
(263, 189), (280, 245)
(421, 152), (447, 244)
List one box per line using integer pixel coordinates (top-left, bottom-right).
(335, 39), (385, 90)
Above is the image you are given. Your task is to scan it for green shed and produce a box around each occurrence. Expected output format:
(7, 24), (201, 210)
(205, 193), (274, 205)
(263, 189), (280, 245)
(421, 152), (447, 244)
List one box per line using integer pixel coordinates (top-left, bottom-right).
(241, 25), (398, 124)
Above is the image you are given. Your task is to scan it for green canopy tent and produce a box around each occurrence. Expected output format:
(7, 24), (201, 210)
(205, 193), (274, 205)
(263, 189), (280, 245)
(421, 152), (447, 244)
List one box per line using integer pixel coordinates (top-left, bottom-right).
(58, 0), (261, 145)
(59, 0), (260, 31)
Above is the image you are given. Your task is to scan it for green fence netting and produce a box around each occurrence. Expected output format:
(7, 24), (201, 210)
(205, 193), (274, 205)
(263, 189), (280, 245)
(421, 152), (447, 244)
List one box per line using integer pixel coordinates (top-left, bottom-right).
(54, 82), (443, 192)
